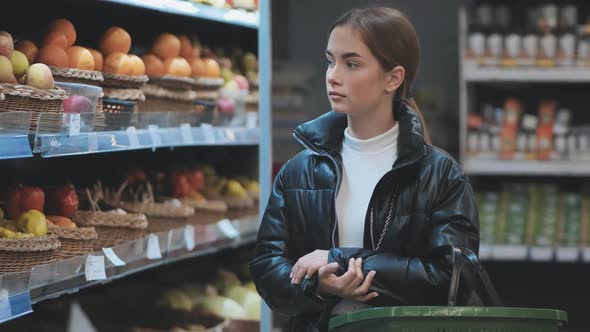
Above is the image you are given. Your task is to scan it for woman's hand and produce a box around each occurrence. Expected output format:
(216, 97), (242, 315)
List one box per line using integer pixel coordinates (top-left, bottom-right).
(290, 249), (329, 284)
(317, 258), (378, 302)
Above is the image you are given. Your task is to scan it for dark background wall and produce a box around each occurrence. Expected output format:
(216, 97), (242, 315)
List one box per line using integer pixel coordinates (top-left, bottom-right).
(272, 0), (463, 163)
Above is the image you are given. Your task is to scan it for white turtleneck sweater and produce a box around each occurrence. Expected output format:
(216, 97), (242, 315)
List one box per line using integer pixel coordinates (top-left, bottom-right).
(332, 124), (399, 315)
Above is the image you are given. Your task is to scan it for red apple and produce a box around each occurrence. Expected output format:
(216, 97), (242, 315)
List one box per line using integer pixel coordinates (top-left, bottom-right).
(63, 95), (94, 113)
(233, 74), (249, 90)
(7, 185), (45, 219)
(217, 97), (235, 114)
(46, 184), (79, 217)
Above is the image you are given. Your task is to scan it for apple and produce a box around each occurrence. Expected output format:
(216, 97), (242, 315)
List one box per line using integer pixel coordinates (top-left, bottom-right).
(0, 56), (17, 83)
(25, 63), (55, 89)
(0, 31), (14, 58)
(217, 97), (235, 114)
(63, 95), (94, 113)
(7, 185), (45, 219)
(11, 50), (29, 79)
(233, 74), (249, 90)
(223, 79), (239, 91)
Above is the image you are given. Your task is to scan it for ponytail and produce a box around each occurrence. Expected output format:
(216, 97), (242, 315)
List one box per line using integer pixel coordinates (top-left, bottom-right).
(394, 81), (431, 145)
(404, 97), (431, 144)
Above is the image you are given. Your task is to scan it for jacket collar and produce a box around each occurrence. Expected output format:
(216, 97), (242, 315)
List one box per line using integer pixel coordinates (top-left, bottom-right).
(293, 101), (427, 168)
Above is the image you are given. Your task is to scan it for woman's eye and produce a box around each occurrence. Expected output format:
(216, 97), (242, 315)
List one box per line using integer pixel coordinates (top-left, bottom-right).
(347, 62), (358, 69)
(326, 58), (334, 66)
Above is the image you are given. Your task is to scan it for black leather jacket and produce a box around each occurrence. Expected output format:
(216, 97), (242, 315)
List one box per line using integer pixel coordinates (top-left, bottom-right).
(250, 103), (480, 331)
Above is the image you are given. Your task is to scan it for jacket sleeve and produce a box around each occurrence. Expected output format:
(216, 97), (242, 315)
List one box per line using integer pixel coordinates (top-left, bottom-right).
(328, 171), (479, 305)
(249, 165), (336, 316)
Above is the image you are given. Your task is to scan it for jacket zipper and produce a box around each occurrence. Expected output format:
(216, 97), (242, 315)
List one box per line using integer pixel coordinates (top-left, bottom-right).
(293, 132), (342, 248)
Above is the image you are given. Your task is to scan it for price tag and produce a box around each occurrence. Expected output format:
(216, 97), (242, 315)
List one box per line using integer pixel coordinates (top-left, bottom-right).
(102, 248), (126, 267)
(201, 123), (216, 143)
(0, 290), (12, 320)
(180, 123), (194, 144)
(69, 113), (81, 136)
(84, 255), (106, 281)
(147, 234), (162, 260)
(148, 125), (162, 146)
(217, 219), (239, 239)
(126, 126), (140, 147)
(184, 225), (195, 251)
(88, 132), (98, 152)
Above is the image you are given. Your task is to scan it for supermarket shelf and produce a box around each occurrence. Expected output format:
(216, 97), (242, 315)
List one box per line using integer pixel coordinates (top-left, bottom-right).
(0, 112), (34, 160)
(33, 112), (259, 157)
(463, 159), (590, 176)
(463, 63), (590, 83)
(0, 214), (259, 323)
(102, 0), (258, 29)
(479, 245), (588, 263)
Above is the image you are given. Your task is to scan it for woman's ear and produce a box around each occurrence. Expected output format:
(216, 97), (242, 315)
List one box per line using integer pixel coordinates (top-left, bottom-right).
(385, 66), (405, 93)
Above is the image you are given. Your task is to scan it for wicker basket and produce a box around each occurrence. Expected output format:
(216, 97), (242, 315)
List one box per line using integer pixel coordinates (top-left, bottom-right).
(140, 84), (197, 112)
(0, 83), (67, 132)
(0, 233), (61, 274)
(102, 72), (149, 89)
(50, 66), (104, 86)
(74, 210), (149, 250)
(112, 201), (195, 218)
(148, 76), (198, 90)
(48, 224), (97, 260)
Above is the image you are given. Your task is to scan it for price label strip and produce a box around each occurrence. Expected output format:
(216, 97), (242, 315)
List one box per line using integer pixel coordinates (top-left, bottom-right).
(0, 290), (12, 321)
(184, 225), (196, 251)
(126, 126), (140, 148)
(69, 113), (81, 136)
(180, 123), (194, 144)
(147, 234), (162, 260)
(102, 248), (126, 267)
(148, 125), (162, 146)
(201, 124), (216, 144)
(217, 219), (239, 239)
(85, 255), (107, 281)
(88, 132), (98, 152)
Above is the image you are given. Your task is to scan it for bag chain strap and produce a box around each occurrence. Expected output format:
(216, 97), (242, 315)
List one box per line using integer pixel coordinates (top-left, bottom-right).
(371, 193), (397, 251)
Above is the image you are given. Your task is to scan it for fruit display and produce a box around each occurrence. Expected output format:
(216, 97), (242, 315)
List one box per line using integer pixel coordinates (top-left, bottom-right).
(157, 269), (261, 321)
(0, 209), (49, 239)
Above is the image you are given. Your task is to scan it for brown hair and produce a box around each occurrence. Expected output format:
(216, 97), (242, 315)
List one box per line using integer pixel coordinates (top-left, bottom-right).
(330, 7), (431, 144)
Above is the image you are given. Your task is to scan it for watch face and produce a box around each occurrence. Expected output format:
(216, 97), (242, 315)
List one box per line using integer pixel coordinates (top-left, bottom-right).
(477, 4), (493, 27)
(559, 34), (576, 58)
(495, 5), (511, 28)
(560, 5), (577, 28)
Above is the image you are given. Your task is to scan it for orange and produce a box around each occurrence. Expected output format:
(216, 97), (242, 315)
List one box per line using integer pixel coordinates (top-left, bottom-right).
(178, 34), (193, 60)
(190, 57), (207, 77)
(100, 26), (132, 55)
(87, 48), (103, 71)
(152, 33), (181, 60)
(104, 52), (132, 75)
(43, 31), (68, 49)
(163, 57), (191, 77)
(67, 46), (94, 71)
(204, 58), (221, 77)
(37, 45), (69, 67)
(48, 19), (77, 47)
(141, 54), (165, 76)
(128, 54), (145, 76)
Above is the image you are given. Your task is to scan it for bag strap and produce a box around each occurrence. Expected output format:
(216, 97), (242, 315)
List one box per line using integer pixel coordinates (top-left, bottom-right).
(444, 246), (503, 307)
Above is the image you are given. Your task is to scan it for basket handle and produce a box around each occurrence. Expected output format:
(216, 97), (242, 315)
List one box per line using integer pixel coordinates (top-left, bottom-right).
(445, 246), (503, 307)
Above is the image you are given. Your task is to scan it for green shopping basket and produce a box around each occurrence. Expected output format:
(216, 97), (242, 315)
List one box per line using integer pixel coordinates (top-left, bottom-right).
(329, 247), (567, 332)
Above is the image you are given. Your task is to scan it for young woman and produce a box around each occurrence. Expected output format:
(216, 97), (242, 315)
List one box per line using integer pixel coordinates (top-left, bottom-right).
(250, 7), (479, 331)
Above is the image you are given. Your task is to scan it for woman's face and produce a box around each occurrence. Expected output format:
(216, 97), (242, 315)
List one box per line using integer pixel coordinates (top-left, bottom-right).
(326, 25), (399, 116)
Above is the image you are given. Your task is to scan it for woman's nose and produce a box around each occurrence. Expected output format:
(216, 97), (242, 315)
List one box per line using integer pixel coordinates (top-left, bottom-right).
(327, 66), (342, 86)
